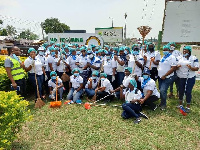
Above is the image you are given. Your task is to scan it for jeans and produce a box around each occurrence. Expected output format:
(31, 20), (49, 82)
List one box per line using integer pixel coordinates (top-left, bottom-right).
(121, 103), (141, 119)
(67, 88), (83, 102)
(169, 72), (179, 93)
(142, 95), (159, 110)
(28, 73), (43, 98)
(50, 87), (64, 100)
(117, 72), (125, 87)
(80, 70), (89, 86)
(44, 71), (50, 95)
(85, 88), (95, 98)
(179, 76), (196, 104)
(150, 67), (158, 81)
(158, 76), (173, 106)
(14, 78), (26, 97)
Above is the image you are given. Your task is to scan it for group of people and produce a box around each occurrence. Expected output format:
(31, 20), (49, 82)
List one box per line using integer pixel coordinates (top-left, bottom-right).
(4, 41), (199, 124)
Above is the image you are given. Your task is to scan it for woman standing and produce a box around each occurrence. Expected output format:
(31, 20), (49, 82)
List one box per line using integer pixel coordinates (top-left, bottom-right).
(176, 46), (199, 112)
(24, 48), (45, 100)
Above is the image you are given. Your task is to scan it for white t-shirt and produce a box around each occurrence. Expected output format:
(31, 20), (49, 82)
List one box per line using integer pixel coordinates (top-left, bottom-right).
(177, 55), (199, 78)
(85, 77), (99, 89)
(128, 54), (144, 77)
(48, 55), (57, 71)
(116, 55), (127, 72)
(48, 77), (62, 88)
(88, 56), (101, 72)
(55, 58), (67, 72)
(172, 50), (181, 58)
(158, 55), (177, 78)
(36, 55), (45, 66)
(67, 56), (78, 70)
(70, 75), (83, 89)
(125, 89), (142, 103)
(103, 59), (117, 75)
(76, 55), (89, 73)
(100, 78), (113, 93)
(24, 57), (43, 75)
(122, 75), (132, 88)
(144, 51), (161, 69)
(138, 77), (160, 98)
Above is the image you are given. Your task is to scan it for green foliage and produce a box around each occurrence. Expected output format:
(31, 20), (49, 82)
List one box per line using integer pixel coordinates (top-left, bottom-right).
(6, 25), (17, 37)
(0, 67), (10, 91)
(0, 20), (3, 25)
(41, 18), (70, 34)
(0, 29), (8, 36)
(0, 91), (31, 150)
(18, 29), (38, 40)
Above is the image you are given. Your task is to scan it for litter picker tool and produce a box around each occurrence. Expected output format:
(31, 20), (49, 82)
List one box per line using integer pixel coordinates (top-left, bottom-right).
(34, 62), (45, 108)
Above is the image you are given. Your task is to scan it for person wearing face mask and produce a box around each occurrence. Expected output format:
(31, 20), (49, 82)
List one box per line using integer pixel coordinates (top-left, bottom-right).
(176, 46), (199, 113)
(85, 70), (99, 99)
(136, 68), (160, 111)
(67, 68), (84, 103)
(86, 50), (101, 75)
(121, 79), (148, 124)
(47, 46), (57, 72)
(95, 73), (114, 103)
(66, 48), (78, 73)
(111, 67), (133, 100)
(56, 50), (68, 77)
(91, 44), (96, 53)
(102, 50), (117, 84)
(167, 42), (182, 98)
(76, 48), (81, 56)
(76, 46), (89, 86)
(144, 42), (161, 81)
(24, 48), (45, 100)
(48, 71), (64, 100)
(4, 46), (26, 97)
(114, 47), (127, 88)
(158, 45), (177, 110)
(129, 46), (144, 90)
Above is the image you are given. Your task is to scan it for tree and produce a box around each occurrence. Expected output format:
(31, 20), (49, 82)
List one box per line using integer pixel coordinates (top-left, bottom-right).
(0, 20), (3, 25)
(6, 25), (17, 37)
(41, 18), (70, 34)
(19, 29), (39, 40)
(0, 29), (8, 36)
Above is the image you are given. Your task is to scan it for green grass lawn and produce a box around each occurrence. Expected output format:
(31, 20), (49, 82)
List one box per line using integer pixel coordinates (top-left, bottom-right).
(12, 81), (200, 150)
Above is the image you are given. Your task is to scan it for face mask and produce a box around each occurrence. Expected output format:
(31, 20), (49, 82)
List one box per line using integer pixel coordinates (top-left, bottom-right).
(124, 51), (128, 55)
(74, 73), (79, 76)
(106, 56), (111, 60)
(89, 54), (94, 59)
(39, 51), (44, 56)
(12, 54), (19, 60)
(132, 51), (139, 55)
(148, 47), (154, 51)
(143, 75), (149, 80)
(163, 51), (169, 56)
(51, 76), (56, 80)
(183, 53), (189, 57)
(170, 46), (175, 51)
(101, 78), (105, 81)
(92, 76), (96, 80)
(51, 52), (55, 56)
(76, 51), (81, 55)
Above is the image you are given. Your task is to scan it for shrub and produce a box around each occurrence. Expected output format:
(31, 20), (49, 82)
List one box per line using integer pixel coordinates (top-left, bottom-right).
(0, 91), (31, 149)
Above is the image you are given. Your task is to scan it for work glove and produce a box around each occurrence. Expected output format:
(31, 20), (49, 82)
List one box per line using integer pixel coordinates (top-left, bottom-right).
(73, 90), (77, 97)
(112, 75), (115, 82)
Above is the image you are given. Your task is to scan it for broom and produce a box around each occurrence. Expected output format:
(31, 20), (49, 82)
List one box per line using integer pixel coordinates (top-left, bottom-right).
(50, 77), (62, 108)
(34, 63), (45, 108)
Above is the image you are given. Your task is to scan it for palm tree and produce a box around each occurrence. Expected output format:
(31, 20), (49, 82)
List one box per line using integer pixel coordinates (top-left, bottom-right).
(6, 25), (17, 37)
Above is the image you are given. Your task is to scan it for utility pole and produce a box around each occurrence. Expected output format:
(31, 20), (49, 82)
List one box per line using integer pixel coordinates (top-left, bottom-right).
(124, 13), (127, 45)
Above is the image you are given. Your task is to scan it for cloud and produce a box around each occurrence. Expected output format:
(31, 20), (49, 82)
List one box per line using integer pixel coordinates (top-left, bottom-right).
(0, 0), (20, 11)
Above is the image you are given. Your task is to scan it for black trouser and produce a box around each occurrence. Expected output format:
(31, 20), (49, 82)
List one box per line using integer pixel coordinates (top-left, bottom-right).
(150, 67), (158, 81)
(96, 91), (113, 102)
(44, 71), (50, 95)
(107, 75), (112, 83)
(57, 71), (70, 94)
(142, 95), (159, 110)
(15, 78), (26, 97)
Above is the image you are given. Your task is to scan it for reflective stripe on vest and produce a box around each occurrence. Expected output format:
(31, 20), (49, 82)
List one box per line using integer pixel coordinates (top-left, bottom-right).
(8, 57), (25, 80)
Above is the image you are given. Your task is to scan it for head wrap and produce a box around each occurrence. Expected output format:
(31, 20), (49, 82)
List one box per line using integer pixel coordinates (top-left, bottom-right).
(125, 67), (132, 73)
(163, 45), (170, 50)
(100, 73), (107, 78)
(72, 68), (80, 74)
(130, 79), (137, 88)
(28, 47), (37, 53)
(50, 71), (57, 77)
(92, 70), (99, 76)
(183, 46), (192, 52)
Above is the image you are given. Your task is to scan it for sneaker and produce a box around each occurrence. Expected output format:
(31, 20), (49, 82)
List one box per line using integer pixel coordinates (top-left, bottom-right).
(176, 105), (183, 109)
(160, 105), (166, 111)
(134, 118), (141, 124)
(185, 107), (190, 113)
(139, 112), (148, 119)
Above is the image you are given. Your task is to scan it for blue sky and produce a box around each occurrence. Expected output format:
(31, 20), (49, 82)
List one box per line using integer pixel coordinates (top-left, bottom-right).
(0, 0), (165, 39)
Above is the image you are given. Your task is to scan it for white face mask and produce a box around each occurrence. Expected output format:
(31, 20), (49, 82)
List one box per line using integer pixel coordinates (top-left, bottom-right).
(89, 54), (94, 59)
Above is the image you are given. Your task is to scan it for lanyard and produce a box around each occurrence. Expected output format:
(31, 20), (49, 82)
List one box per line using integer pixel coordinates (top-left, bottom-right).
(160, 53), (171, 63)
(141, 77), (151, 89)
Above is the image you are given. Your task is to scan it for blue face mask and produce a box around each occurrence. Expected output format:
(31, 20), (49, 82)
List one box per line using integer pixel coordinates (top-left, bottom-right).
(101, 78), (105, 81)
(51, 52), (55, 56)
(92, 76), (96, 80)
(124, 51), (128, 55)
(183, 53), (189, 57)
(163, 51), (169, 56)
(39, 51), (44, 56)
(76, 51), (81, 55)
(132, 51), (139, 55)
(74, 73), (79, 77)
(143, 75), (149, 80)
(106, 56), (111, 60)
(51, 76), (56, 80)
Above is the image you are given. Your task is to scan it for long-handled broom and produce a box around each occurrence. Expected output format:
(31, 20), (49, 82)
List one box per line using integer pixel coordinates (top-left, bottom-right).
(34, 63), (45, 108)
